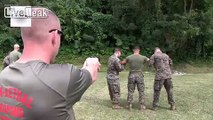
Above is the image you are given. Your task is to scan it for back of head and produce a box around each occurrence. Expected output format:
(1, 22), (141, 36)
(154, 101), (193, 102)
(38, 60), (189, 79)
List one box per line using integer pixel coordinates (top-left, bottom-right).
(133, 45), (140, 50)
(133, 45), (140, 53)
(154, 47), (162, 54)
(20, 7), (61, 63)
(14, 44), (20, 50)
(21, 7), (60, 44)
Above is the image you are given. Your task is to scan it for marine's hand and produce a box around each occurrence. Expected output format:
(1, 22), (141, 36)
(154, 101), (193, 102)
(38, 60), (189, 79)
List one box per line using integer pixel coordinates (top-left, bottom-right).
(120, 59), (127, 65)
(82, 57), (101, 82)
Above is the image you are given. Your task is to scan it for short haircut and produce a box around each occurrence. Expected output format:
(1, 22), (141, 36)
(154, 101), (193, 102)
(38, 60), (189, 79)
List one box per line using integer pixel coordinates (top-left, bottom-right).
(21, 7), (60, 43)
(14, 44), (20, 48)
(155, 47), (160, 51)
(114, 48), (121, 53)
(133, 45), (140, 50)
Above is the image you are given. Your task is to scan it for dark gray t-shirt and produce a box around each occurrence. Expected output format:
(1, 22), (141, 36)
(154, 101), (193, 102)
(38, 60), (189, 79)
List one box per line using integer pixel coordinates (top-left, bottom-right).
(0, 60), (92, 120)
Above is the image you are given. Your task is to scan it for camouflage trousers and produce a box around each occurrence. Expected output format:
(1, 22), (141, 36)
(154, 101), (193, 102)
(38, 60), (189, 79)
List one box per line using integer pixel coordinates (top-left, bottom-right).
(107, 77), (120, 104)
(127, 72), (145, 105)
(153, 79), (175, 107)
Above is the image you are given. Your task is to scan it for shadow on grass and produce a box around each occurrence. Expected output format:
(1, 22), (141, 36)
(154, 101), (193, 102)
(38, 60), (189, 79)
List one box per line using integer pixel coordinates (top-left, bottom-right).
(82, 96), (171, 111)
(82, 96), (135, 110)
(157, 106), (170, 110)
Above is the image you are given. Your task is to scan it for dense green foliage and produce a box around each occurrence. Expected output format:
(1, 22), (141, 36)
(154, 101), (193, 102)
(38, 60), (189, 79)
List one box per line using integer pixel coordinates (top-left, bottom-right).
(0, 0), (212, 62)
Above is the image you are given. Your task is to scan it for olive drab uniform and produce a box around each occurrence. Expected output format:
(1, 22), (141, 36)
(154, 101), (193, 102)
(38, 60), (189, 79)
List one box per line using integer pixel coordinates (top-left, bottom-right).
(2, 51), (21, 69)
(8, 50), (21, 63)
(149, 52), (175, 108)
(106, 55), (124, 104)
(125, 55), (148, 107)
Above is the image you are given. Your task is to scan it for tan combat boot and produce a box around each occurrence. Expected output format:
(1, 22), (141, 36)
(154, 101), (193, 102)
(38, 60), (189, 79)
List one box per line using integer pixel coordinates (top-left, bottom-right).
(151, 106), (157, 111)
(140, 104), (146, 111)
(112, 104), (123, 109)
(126, 103), (132, 111)
(170, 105), (176, 111)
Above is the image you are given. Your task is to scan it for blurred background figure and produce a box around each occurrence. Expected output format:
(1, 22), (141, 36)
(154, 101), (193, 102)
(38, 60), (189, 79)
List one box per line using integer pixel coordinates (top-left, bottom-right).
(2, 44), (21, 69)
(8, 44), (22, 63)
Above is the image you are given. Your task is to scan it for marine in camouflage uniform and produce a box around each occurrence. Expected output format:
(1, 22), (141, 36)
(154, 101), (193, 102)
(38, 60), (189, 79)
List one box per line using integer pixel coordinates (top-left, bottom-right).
(9, 44), (21, 64)
(2, 55), (9, 69)
(122, 46), (149, 111)
(149, 47), (176, 110)
(2, 44), (21, 69)
(106, 48), (124, 109)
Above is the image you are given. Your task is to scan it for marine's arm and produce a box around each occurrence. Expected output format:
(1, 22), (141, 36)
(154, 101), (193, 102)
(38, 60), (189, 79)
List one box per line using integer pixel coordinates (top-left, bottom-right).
(121, 59), (127, 65)
(114, 58), (124, 72)
(144, 56), (150, 64)
(67, 58), (101, 105)
(149, 55), (155, 66)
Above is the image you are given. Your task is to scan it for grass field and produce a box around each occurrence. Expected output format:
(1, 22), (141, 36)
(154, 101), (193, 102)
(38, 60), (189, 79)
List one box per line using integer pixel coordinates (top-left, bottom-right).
(1, 61), (213, 120)
(74, 71), (213, 120)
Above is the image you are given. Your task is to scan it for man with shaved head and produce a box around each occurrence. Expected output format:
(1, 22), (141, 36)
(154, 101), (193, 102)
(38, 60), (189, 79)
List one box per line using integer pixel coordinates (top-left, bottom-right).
(10, 44), (21, 62)
(2, 44), (21, 69)
(0, 7), (100, 120)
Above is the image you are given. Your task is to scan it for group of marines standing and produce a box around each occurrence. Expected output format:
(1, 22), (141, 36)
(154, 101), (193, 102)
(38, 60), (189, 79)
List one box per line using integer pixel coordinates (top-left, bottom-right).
(106, 46), (176, 111)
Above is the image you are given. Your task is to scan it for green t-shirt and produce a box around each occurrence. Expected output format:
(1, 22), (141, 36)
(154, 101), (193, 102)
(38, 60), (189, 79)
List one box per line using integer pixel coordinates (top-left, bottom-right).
(126, 54), (148, 72)
(9, 51), (21, 63)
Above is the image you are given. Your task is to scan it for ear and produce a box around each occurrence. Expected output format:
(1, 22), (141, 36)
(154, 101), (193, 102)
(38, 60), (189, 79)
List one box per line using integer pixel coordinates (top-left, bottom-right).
(51, 31), (57, 46)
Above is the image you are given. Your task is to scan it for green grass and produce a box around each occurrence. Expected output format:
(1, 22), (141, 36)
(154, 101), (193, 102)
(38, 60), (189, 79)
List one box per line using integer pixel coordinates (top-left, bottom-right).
(74, 71), (213, 120)
(1, 56), (213, 119)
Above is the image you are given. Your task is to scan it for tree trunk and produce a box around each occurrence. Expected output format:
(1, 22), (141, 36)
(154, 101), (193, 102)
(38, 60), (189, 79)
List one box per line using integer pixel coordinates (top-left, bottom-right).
(156, 0), (161, 19)
(184, 0), (187, 14)
(202, 38), (206, 58)
(190, 0), (193, 13)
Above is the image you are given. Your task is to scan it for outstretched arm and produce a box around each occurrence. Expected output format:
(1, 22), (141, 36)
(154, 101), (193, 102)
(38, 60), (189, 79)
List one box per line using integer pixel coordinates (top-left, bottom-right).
(144, 56), (150, 64)
(149, 55), (155, 66)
